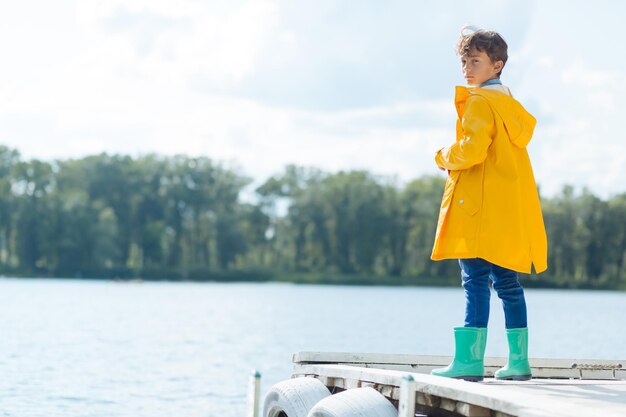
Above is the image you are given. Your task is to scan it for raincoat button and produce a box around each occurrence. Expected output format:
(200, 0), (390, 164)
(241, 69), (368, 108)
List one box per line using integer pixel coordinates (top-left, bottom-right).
(460, 199), (465, 204)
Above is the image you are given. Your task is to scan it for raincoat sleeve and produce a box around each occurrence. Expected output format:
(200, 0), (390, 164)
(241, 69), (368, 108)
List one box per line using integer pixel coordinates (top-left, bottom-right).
(435, 96), (494, 171)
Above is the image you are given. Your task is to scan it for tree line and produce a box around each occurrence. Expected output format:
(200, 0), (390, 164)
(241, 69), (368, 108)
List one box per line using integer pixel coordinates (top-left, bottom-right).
(1, 145), (624, 289)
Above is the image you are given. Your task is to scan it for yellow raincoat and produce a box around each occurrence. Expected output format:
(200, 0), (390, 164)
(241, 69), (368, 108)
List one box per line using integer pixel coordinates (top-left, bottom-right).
(431, 86), (548, 274)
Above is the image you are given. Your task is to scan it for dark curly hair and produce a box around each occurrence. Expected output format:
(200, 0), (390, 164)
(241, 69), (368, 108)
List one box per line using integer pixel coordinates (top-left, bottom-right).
(456, 26), (508, 77)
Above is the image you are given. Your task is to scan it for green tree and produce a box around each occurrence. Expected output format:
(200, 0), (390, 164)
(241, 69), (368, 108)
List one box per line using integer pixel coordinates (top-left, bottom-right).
(600, 193), (626, 286)
(12, 159), (55, 273)
(0, 146), (20, 267)
(402, 175), (452, 278)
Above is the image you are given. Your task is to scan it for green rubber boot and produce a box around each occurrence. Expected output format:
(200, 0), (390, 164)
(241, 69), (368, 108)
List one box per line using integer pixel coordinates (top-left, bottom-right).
(495, 327), (532, 381)
(431, 327), (487, 382)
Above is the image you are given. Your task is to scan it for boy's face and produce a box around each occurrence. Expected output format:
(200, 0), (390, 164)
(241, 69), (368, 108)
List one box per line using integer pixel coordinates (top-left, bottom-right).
(461, 49), (504, 86)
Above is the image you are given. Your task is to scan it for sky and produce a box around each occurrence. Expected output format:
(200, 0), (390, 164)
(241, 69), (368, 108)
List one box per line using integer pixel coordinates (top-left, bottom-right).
(0, 0), (625, 198)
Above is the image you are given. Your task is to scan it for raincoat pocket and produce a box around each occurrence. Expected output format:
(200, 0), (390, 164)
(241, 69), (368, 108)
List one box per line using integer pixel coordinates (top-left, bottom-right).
(453, 183), (480, 216)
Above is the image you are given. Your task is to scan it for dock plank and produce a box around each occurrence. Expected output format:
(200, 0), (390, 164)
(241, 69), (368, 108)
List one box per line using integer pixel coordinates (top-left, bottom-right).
(293, 351), (624, 380)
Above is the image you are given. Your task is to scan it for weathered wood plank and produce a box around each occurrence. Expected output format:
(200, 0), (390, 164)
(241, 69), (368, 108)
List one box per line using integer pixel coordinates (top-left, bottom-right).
(294, 351), (625, 368)
(294, 362), (596, 379)
(293, 352), (625, 380)
(457, 402), (492, 417)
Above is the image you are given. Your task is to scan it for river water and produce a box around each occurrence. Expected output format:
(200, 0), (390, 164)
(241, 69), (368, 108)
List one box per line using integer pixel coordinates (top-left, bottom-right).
(1, 278), (625, 416)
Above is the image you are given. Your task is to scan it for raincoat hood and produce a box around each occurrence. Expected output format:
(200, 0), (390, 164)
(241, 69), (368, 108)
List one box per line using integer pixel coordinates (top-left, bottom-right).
(455, 86), (537, 148)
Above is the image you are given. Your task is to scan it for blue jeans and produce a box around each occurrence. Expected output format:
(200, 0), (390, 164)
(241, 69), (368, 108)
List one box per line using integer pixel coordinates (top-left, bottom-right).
(459, 258), (528, 329)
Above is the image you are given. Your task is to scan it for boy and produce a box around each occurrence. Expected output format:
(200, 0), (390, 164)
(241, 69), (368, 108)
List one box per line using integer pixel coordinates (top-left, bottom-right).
(430, 26), (548, 382)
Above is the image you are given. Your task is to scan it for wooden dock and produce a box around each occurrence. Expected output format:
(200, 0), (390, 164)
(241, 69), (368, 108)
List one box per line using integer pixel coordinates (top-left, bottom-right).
(291, 352), (626, 417)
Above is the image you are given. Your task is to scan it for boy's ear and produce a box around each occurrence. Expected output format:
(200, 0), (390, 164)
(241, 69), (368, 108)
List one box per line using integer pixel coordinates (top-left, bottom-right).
(494, 60), (504, 73)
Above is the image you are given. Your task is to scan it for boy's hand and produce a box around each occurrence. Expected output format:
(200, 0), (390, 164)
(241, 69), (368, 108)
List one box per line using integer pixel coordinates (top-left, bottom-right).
(436, 147), (450, 176)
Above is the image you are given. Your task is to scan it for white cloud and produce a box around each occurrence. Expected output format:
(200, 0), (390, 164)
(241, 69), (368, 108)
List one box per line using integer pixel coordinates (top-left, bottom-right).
(0, 0), (625, 199)
(0, 0), (282, 154)
(512, 1), (626, 198)
(75, 0), (280, 85)
(557, 64), (624, 195)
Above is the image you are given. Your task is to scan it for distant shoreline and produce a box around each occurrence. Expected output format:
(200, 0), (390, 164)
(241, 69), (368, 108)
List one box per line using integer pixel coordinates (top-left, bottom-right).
(1, 270), (624, 291)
